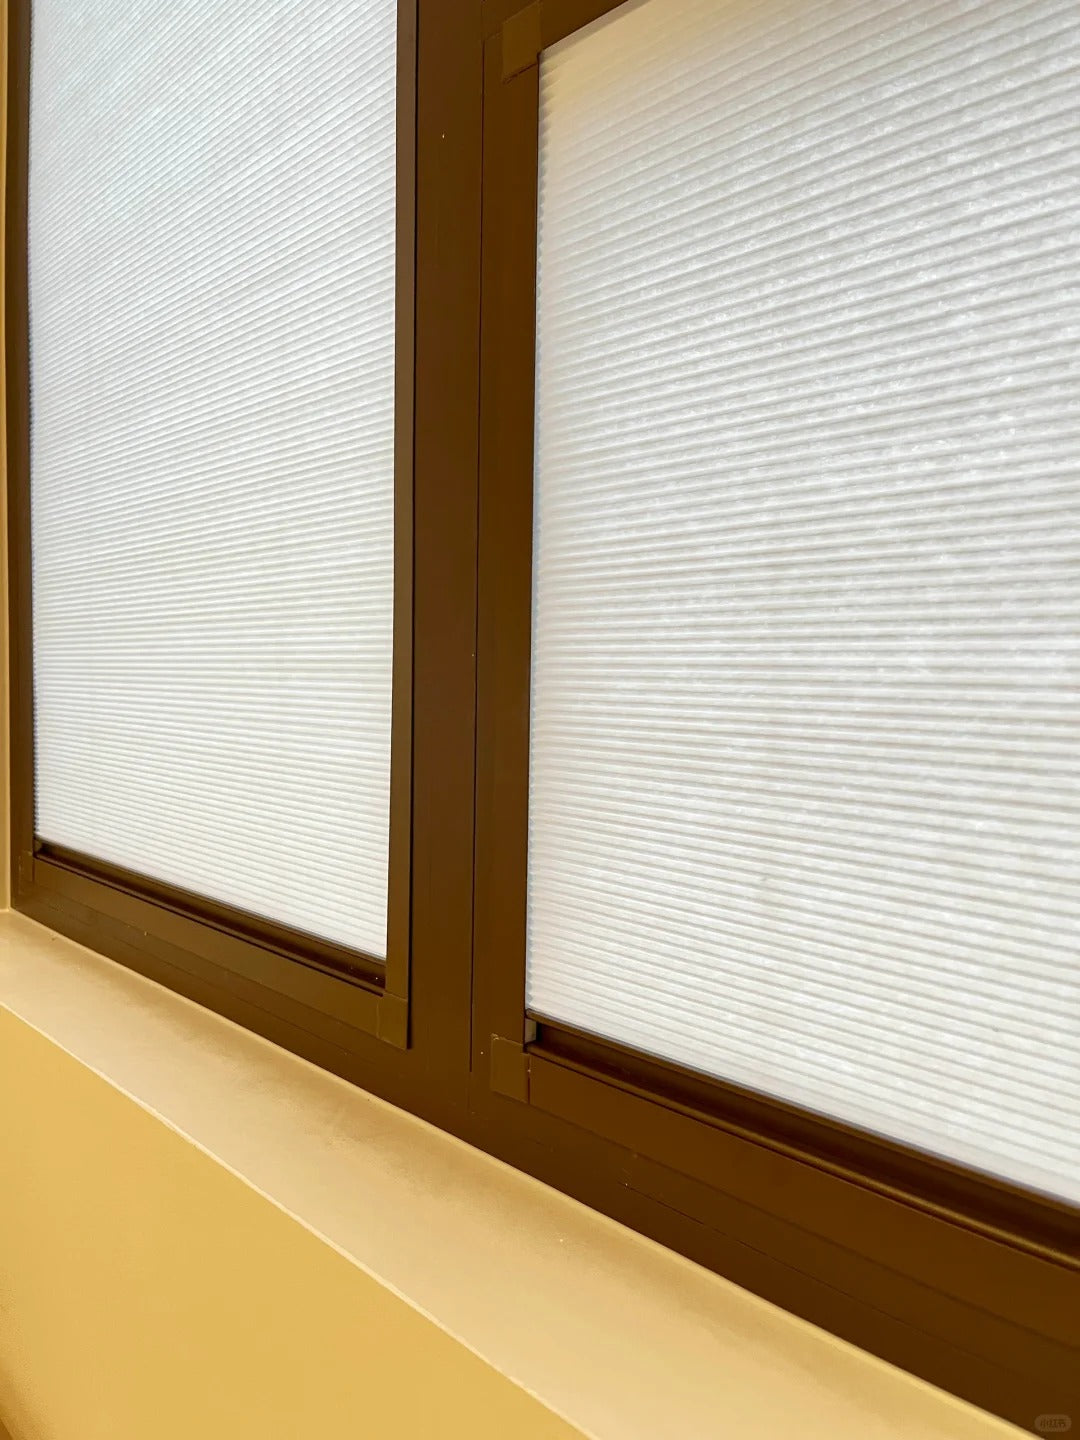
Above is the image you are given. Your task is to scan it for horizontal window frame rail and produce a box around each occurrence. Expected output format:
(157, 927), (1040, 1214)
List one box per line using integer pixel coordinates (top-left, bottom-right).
(31, 842), (401, 1040)
(527, 1016), (1080, 1272)
(480, 0), (624, 54)
(523, 1042), (1079, 1390)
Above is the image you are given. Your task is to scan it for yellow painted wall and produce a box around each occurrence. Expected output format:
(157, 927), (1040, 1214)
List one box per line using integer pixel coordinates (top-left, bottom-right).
(0, 1006), (582, 1440)
(1, 0), (11, 912)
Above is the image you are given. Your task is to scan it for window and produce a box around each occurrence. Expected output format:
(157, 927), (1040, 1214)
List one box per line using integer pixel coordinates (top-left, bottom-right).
(9, 0), (415, 1045)
(525, 0), (1079, 1205)
(472, 0), (1079, 1421)
(6, 0), (1077, 1427)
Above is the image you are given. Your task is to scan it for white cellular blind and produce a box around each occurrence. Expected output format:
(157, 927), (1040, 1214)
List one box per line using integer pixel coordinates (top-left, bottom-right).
(29, 0), (397, 957)
(530, 0), (1080, 1199)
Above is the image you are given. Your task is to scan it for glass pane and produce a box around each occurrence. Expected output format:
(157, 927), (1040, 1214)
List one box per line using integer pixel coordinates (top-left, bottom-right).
(30, 0), (398, 956)
(529, 0), (1080, 1199)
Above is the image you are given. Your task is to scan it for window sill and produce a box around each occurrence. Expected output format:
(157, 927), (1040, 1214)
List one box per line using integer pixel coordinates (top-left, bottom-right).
(0, 910), (1020, 1440)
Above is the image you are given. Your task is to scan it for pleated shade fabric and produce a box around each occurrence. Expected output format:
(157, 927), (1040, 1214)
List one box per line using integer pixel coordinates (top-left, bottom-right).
(529, 0), (1080, 1200)
(29, 0), (398, 957)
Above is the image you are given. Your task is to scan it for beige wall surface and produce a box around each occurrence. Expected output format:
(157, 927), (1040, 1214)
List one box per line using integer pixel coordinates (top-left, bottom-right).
(0, 1007), (582, 1440)
(1, 0), (10, 911)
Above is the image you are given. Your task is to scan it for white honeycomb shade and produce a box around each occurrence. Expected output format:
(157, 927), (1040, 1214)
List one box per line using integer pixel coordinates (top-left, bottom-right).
(28, 0), (397, 958)
(529, 0), (1080, 1200)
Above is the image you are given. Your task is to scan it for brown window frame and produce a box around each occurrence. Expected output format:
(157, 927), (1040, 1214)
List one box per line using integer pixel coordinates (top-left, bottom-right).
(4, 0), (485, 1142)
(470, 0), (1079, 1428)
(4, 0), (1078, 1431)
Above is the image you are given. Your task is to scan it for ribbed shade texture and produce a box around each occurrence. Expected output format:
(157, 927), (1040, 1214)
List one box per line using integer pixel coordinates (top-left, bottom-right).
(29, 0), (397, 957)
(529, 0), (1080, 1199)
